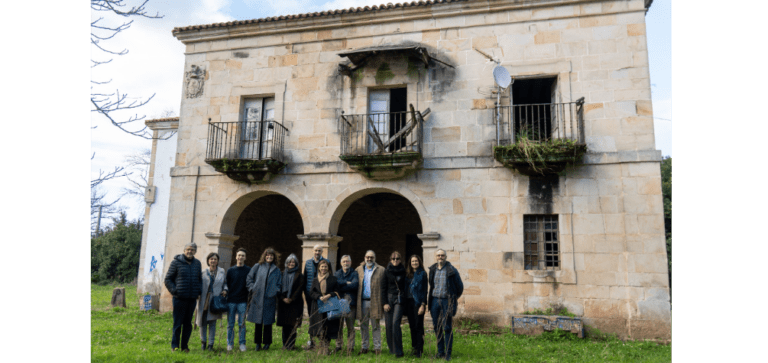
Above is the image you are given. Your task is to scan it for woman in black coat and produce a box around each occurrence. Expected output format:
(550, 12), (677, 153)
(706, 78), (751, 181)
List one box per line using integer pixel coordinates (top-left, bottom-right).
(309, 259), (340, 355)
(383, 251), (407, 358)
(276, 254), (305, 350)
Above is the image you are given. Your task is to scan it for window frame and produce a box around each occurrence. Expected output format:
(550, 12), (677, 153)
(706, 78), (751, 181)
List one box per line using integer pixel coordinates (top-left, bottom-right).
(523, 214), (561, 271)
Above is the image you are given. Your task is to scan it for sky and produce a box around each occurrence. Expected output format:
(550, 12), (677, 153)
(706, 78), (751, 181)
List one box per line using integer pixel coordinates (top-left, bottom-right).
(90, 0), (672, 224)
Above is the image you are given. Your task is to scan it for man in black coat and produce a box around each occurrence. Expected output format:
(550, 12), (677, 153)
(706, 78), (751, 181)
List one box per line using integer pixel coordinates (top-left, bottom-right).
(427, 249), (463, 361)
(164, 242), (203, 352)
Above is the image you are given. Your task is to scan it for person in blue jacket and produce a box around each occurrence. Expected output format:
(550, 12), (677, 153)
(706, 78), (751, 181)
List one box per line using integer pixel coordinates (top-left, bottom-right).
(334, 255), (359, 354)
(164, 242), (202, 353)
(405, 254), (428, 358)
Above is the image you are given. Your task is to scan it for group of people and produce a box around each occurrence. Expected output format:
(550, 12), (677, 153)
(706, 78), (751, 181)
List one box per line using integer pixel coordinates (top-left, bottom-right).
(164, 242), (463, 360)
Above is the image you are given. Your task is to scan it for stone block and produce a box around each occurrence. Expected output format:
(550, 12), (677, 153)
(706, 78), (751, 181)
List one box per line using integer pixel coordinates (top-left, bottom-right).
(466, 269), (488, 283)
(464, 285), (482, 296)
(627, 23), (646, 37)
(629, 319), (671, 340)
(111, 287), (127, 308)
(627, 272), (668, 288)
(609, 286), (644, 301)
(464, 295), (503, 313)
(466, 214), (507, 234)
(431, 126), (461, 142)
(534, 31), (560, 44)
(630, 253), (667, 274)
(584, 253), (620, 272)
(580, 15), (617, 28)
(578, 271), (616, 286)
(473, 36), (498, 49)
(588, 39), (617, 54)
(636, 300), (670, 321)
(584, 299), (623, 319)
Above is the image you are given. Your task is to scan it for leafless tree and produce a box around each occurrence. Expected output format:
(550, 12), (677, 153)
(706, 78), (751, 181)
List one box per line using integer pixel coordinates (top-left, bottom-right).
(92, 185), (121, 235)
(91, 0), (162, 139)
(120, 148), (151, 209)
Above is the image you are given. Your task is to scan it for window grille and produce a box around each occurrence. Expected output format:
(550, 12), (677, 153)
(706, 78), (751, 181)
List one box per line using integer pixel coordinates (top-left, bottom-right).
(524, 215), (560, 270)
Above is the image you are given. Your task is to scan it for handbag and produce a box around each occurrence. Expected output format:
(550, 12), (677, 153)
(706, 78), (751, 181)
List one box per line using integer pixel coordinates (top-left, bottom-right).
(317, 294), (351, 321)
(210, 295), (228, 314)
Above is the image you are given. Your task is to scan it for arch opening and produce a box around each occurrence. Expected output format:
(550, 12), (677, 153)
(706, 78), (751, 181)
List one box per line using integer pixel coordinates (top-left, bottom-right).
(232, 194), (304, 267)
(336, 192), (423, 268)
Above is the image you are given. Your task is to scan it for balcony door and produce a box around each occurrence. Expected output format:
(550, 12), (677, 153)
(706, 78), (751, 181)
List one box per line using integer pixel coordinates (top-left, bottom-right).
(367, 88), (407, 153)
(241, 97), (275, 159)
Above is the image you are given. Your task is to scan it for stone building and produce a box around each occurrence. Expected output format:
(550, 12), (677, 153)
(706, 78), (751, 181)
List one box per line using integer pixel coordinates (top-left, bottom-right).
(142, 0), (670, 339)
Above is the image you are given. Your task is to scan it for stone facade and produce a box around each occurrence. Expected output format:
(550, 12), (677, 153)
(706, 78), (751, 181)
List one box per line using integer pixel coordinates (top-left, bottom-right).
(153, 0), (669, 340)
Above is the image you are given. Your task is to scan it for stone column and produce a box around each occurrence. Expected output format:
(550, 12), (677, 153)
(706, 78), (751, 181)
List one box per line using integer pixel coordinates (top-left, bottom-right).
(205, 232), (240, 270)
(297, 233), (343, 272)
(418, 232), (441, 270)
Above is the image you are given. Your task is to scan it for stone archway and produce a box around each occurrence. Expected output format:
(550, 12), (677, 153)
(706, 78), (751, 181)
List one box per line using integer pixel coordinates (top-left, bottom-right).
(209, 190), (308, 269)
(330, 189), (425, 269)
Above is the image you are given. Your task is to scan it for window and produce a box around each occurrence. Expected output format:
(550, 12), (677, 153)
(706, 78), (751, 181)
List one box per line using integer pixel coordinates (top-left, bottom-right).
(241, 97), (275, 159)
(524, 215), (560, 270)
(367, 87), (408, 153)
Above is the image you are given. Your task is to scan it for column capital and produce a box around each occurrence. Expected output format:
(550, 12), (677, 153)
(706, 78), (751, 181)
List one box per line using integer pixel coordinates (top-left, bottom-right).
(298, 233), (343, 271)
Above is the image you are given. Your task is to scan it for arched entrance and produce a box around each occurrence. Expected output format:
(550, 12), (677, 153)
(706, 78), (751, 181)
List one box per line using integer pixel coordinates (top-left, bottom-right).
(232, 194), (304, 267)
(335, 193), (423, 268)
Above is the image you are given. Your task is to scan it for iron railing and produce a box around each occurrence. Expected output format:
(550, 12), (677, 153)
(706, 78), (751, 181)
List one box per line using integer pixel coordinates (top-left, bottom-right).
(495, 98), (585, 146)
(338, 110), (424, 156)
(205, 120), (288, 163)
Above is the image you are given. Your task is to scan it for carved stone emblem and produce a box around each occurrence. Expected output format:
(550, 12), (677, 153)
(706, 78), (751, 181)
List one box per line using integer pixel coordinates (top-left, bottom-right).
(185, 65), (206, 98)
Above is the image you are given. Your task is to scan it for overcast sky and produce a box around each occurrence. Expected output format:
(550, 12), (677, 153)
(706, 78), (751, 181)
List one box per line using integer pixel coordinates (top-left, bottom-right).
(91, 0), (672, 223)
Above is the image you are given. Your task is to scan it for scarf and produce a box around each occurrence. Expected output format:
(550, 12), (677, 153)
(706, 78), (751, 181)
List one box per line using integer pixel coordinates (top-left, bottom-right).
(317, 272), (329, 294)
(282, 264), (299, 296)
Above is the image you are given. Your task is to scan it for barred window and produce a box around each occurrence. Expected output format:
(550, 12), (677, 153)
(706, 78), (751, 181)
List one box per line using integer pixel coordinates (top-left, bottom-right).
(524, 215), (560, 270)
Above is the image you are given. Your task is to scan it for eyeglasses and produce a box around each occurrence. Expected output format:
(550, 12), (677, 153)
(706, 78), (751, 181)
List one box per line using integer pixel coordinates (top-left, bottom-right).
(365, 256), (374, 259)
(391, 258), (400, 261)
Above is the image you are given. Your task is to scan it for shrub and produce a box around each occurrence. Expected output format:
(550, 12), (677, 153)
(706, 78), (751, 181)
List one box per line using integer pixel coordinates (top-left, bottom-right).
(91, 211), (143, 284)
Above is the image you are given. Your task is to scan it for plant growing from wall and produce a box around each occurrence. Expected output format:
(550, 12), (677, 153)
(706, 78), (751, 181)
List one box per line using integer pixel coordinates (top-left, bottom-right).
(375, 62), (395, 84)
(493, 128), (586, 175)
(405, 55), (421, 79)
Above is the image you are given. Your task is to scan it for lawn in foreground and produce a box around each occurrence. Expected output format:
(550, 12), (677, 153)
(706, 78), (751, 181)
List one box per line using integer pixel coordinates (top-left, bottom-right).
(92, 284), (670, 362)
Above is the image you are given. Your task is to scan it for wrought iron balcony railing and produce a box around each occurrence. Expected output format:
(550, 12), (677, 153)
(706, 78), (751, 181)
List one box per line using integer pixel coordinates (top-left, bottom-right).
(495, 98), (585, 146)
(204, 120), (288, 183)
(339, 109), (426, 156)
(206, 120), (287, 163)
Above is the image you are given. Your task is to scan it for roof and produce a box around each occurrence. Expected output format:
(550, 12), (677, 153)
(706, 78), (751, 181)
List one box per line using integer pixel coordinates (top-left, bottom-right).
(172, 0), (468, 35)
(338, 44), (454, 69)
(172, 0), (654, 37)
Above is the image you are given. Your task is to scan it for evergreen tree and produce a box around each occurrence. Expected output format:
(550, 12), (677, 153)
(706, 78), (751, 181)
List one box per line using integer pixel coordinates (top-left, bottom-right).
(91, 210), (143, 283)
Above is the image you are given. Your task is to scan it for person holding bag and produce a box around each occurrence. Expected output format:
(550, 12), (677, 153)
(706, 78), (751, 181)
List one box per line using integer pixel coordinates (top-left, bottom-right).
(334, 255), (359, 354)
(309, 259), (340, 355)
(405, 255), (428, 358)
(246, 248), (282, 352)
(196, 252), (228, 351)
(276, 254), (305, 351)
(383, 251), (407, 358)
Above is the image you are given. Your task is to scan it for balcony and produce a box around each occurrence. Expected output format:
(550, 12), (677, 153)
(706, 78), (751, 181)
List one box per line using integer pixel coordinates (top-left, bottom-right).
(493, 98), (587, 176)
(205, 120), (288, 184)
(338, 106), (428, 180)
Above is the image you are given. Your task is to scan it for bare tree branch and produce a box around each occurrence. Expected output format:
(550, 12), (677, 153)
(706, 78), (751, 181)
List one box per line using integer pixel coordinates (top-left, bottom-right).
(90, 0), (164, 140)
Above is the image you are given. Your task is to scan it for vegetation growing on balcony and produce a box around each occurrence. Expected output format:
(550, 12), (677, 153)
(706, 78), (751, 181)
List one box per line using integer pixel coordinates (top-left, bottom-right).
(494, 130), (586, 175)
(207, 158), (286, 174)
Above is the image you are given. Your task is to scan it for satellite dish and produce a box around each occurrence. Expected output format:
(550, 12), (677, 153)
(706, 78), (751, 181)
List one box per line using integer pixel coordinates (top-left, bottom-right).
(493, 65), (511, 89)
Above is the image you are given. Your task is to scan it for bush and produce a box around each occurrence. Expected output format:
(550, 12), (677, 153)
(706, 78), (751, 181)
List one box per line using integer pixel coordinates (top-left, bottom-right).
(91, 211), (143, 284)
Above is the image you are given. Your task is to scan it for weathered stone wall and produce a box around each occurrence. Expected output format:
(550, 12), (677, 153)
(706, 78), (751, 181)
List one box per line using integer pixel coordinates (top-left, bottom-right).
(160, 0), (670, 340)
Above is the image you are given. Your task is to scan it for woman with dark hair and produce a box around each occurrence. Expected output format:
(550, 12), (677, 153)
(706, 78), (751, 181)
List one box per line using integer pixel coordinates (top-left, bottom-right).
(383, 251), (407, 357)
(309, 259), (341, 355)
(246, 248), (282, 351)
(405, 254), (428, 358)
(277, 253), (305, 350)
(195, 252), (228, 351)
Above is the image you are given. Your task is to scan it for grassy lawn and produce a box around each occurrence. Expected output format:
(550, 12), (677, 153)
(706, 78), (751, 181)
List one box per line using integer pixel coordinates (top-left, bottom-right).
(92, 284), (670, 362)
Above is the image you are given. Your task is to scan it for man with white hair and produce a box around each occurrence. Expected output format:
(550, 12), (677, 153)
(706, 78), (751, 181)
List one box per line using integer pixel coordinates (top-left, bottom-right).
(303, 244), (329, 350)
(355, 250), (386, 355)
(428, 249), (463, 361)
(334, 254), (359, 354)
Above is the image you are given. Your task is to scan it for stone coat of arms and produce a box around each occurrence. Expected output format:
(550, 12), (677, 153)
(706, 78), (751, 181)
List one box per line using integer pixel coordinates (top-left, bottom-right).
(185, 65), (206, 98)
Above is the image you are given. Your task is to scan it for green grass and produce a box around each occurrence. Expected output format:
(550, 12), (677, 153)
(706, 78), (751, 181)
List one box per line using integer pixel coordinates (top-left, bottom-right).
(92, 284), (670, 362)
